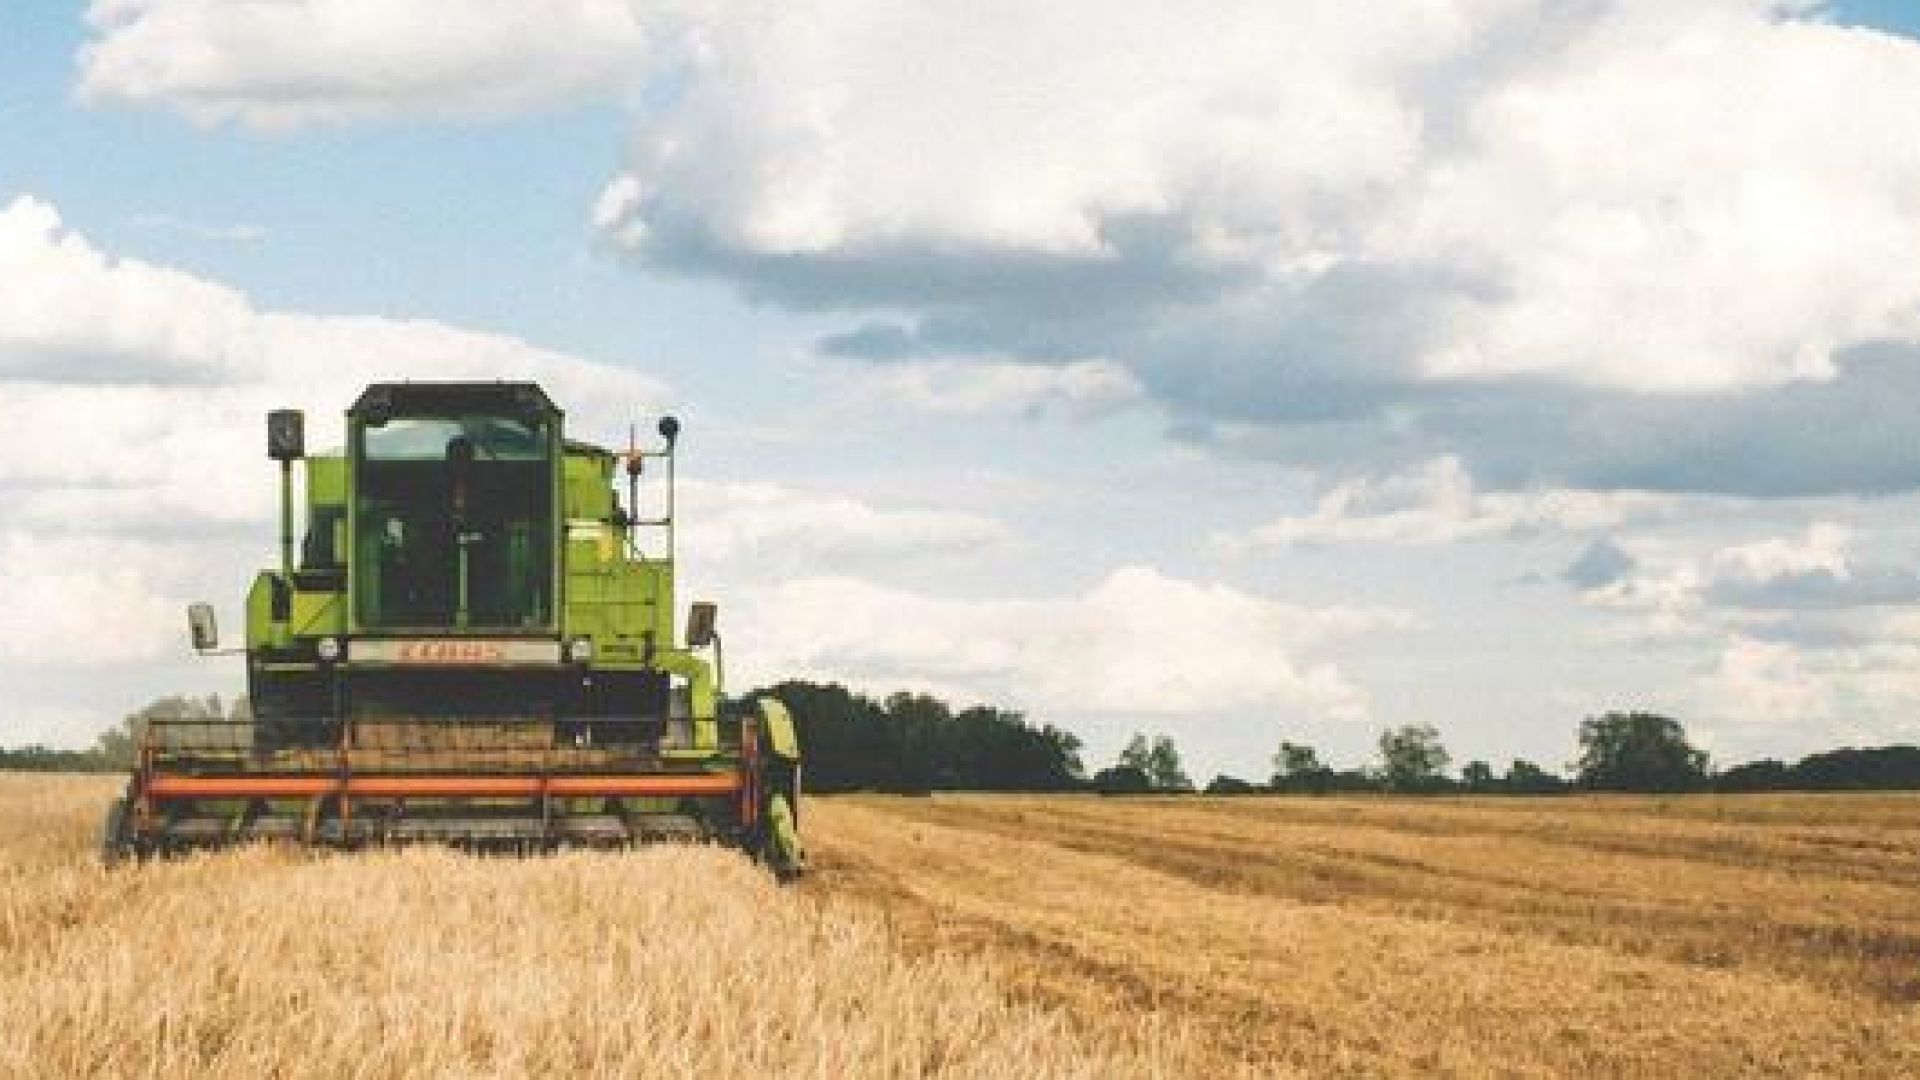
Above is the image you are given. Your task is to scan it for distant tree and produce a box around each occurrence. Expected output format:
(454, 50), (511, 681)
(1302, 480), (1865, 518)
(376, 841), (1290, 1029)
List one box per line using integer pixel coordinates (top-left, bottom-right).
(0, 744), (113, 772)
(1377, 724), (1451, 793)
(1271, 740), (1333, 794)
(1787, 745), (1920, 791)
(1112, 732), (1191, 792)
(883, 692), (948, 794)
(1460, 759), (1497, 792)
(1093, 765), (1152, 795)
(766, 680), (1083, 793)
(92, 726), (135, 771)
(1325, 768), (1383, 793)
(1709, 747), (1920, 793)
(1204, 774), (1261, 795)
(1038, 724), (1087, 785)
(94, 693), (231, 769)
(1274, 741), (1322, 777)
(1716, 758), (1791, 793)
(1576, 712), (1708, 792)
(1503, 758), (1566, 795)
(1146, 735), (1193, 792)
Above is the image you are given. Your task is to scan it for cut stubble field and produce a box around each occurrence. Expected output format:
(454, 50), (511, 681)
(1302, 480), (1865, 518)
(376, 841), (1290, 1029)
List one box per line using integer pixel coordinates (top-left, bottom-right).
(3, 774), (1917, 1077)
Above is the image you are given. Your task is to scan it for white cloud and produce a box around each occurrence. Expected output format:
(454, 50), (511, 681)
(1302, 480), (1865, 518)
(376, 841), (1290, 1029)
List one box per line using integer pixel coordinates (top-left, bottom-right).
(601, 1), (1467, 258)
(1704, 522), (1851, 585)
(584, 0), (1920, 399)
(1584, 522), (1920, 617)
(1405, 5), (1920, 392)
(836, 358), (1144, 419)
(79, 2), (1920, 406)
(0, 194), (668, 528)
(1688, 623), (1920, 753)
(0, 531), (184, 665)
(728, 566), (1407, 722)
(1700, 635), (1836, 727)
(77, 0), (659, 129)
(1562, 523), (1920, 751)
(678, 479), (1010, 581)
(1230, 457), (1667, 548)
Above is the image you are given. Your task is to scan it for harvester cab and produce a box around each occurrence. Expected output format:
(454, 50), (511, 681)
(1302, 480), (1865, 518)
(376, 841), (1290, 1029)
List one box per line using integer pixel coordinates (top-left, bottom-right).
(105, 382), (804, 877)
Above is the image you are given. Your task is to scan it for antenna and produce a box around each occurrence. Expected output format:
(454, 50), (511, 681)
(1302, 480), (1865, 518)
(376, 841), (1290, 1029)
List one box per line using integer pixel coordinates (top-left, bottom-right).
(658, 416), (679, 566)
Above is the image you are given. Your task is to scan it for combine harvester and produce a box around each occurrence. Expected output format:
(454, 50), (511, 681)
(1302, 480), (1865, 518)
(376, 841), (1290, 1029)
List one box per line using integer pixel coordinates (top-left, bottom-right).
(103, 382), (803, 876)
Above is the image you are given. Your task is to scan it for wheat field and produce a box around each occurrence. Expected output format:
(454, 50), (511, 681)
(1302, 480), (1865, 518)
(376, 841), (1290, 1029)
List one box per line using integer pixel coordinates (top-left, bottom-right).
(0, 775), (1173, 1079)
(4, 774), (1919, 1077)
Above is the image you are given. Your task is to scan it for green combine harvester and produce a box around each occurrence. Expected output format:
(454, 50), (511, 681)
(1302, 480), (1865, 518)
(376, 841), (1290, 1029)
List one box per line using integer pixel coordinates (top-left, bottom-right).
(103, 382), (803, 876)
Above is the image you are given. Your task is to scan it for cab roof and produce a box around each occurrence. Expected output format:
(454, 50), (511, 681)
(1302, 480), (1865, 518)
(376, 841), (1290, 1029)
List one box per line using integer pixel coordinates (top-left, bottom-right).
(349, 381), (559, 419)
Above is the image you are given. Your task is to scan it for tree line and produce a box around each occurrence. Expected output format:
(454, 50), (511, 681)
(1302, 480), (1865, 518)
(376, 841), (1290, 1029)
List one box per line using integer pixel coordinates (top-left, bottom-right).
(7, 688), (1920, 796)
(0, 694), (234, 773)
(1146, 712), (1920, 796)
(763, 687), (1920, 796)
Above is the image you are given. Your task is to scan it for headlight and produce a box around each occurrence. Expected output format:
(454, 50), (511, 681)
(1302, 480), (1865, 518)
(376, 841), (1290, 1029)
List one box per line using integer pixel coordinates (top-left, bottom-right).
(567, 637), (594, 663)
(316, 636), (342, 662)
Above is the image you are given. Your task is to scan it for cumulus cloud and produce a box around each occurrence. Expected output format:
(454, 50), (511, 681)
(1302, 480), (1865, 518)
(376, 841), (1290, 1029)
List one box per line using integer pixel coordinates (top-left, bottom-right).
(1675, 622), (1920, 758)
(1563, 522), (1920, 751)
(564, 1), (1920, 497)
(77, 0), (659, 129)
(582, 2), (1920, 384)
(679, 479), (1010, 581)
(1229, 456), (1667, 549)
(727, 567), (1407, 722)
(1705, 540), (1920, 612)
(0, 194), (668, 527)
(0, 531), (185, 665)
(1704, 522), (1850, 588)
(76, 2), (1920, 496)
(1700, 635), (1837, 727)
(1589, 523), (1920, 616)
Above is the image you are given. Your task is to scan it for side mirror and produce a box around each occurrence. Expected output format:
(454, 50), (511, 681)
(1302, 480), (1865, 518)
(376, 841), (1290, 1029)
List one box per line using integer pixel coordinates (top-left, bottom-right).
(187, 603), (219, 652)
(267, 409), (305, 461)
(686, 601), (718, 648)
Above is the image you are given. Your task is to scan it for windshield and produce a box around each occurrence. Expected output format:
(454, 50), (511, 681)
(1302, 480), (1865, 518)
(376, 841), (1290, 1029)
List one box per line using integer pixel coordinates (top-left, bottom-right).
(363, 416), (546, 461)
(353, 413), (554, 630)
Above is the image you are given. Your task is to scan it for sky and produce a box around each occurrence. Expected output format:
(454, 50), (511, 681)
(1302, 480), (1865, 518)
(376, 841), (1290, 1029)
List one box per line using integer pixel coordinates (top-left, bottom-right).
(6, 0), (1920, 781)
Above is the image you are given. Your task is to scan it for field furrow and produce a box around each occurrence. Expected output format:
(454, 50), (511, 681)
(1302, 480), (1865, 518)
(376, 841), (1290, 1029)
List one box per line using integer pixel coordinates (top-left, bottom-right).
(806, 794), (1920, 1076)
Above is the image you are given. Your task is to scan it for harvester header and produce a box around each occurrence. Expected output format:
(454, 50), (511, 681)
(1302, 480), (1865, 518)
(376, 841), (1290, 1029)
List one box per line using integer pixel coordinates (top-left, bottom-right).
(107, 381), (803, 875)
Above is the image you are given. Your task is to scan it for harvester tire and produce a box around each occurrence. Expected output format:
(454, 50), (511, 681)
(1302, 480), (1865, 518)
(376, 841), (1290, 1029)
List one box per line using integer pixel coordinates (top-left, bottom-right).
(763, 793), (805, 881)
(100, 797), (133, 867)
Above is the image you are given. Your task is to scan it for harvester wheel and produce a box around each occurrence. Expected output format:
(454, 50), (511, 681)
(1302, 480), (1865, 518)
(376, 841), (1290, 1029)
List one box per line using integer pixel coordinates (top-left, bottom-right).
(762, 793), (805, 881)
(100, 797), (134, 867)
